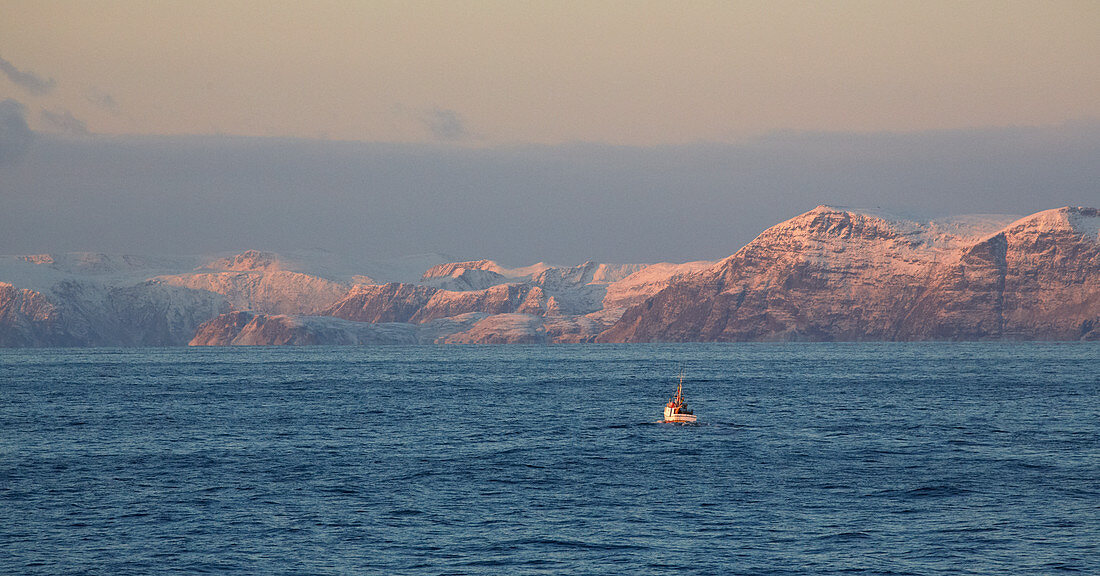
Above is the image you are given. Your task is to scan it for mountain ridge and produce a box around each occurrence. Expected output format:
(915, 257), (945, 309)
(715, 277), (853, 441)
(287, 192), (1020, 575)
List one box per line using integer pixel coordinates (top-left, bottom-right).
(2, 205), (1097, 346)
(597, 205), (1099, 342)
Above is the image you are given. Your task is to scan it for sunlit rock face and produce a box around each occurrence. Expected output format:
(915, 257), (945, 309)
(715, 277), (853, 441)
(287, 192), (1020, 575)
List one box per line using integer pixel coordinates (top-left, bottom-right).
(202, 250), (285, 272)
(598, 206), (1100, 342)
(323, 283), (441, 323)
(421, 259), (503, 279)
(315, 260), (706, 343)
(187, 310), (258, 346)
(0, 282), (75, 346)
(156, 251), (351, 316)
(156, 271), (348, 316)
(999, 207), (1100, 340)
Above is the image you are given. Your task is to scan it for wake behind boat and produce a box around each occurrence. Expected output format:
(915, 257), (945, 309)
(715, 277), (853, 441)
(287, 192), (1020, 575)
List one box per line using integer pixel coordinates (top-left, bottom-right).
(662, 371), (697, 424)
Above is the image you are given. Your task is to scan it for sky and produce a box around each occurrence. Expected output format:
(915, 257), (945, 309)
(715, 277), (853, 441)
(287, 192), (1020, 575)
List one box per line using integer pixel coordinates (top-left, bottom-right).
(1, 1), (1099, 265)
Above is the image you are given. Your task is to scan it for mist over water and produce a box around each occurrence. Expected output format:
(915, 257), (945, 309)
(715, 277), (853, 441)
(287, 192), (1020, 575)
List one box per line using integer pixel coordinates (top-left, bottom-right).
(2, 343), (1098, 574)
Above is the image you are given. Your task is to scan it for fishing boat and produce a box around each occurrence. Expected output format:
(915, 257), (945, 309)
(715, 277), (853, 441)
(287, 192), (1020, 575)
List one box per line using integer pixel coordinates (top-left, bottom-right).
(662, 371), (697, 424)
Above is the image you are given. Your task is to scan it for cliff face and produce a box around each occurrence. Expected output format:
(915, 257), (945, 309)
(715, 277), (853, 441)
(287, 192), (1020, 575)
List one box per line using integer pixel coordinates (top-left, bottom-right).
(323, 283), (441, 323)
(1000, 208), (1100, 339)
(187, 311), (258, 346)
(895, 233), (1009, 339)
(412, 283), (544, 322)
(189, 311), (421, 346)
(156, 270), (348, 316)
(0, 282), (77, 346)
(598, 206), (1100, 342)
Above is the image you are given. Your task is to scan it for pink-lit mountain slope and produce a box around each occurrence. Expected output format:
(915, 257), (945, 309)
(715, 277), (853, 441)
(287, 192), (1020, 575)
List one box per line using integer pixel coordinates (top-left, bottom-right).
(0, 254), (229, 346)
(597, 206), (1100, 342)
(156, 250), (352, 315)
(193, 260), (708, 344)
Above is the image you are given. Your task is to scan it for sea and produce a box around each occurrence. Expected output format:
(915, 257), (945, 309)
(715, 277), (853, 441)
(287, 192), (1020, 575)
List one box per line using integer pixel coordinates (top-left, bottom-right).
(1, 343), (1097, 575)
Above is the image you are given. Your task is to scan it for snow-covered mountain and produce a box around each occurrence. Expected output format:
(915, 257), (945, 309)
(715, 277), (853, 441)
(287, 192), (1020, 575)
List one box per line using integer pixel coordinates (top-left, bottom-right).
(0, 248), (708, 345)
(598, 206), (1100, 342)
(271, 259), (701, 343)
(3, 206), (1097, 346)
(156, 251), (351, 316)
(0, 253), (227, 346)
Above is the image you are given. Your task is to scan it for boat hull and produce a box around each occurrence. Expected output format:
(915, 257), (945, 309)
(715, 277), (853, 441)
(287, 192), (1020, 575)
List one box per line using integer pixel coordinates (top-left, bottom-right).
(663, 407), (697, 424)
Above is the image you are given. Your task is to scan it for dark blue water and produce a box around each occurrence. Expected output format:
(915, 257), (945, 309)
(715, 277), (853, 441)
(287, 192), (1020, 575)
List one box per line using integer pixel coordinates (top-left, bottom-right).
(2, 344), (1098, 575)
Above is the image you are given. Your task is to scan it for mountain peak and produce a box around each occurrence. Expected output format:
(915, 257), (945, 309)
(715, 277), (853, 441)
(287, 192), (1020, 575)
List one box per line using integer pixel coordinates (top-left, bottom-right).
(755, 205), (915, 248)
(201, 250), (285, 272)
(1005, 206), (1100, 239)
(421, 259), (503, 280)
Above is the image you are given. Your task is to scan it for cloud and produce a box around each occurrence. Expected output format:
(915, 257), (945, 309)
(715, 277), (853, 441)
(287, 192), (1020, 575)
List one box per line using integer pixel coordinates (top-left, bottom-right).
(85, 88), (118, 112)
(422, 108), (469, 141)
(0, 99), (33, 166)
(39, 109), (90, 136)
(0, 55), (55, 96)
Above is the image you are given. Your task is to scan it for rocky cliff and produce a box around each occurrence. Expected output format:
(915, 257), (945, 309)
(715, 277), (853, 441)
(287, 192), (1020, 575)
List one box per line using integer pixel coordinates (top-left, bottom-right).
(0, 282), (76, 346)
(597, 206), (1100, 342)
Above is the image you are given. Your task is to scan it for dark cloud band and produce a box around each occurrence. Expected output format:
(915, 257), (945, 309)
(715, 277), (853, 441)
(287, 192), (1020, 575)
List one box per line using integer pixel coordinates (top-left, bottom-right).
(0, 124), (1096, 262)
(423, 108), (469, 141)
(0, 99), (34, 166)
(0, 55), (56, 96)
(40, 109), (90, 136)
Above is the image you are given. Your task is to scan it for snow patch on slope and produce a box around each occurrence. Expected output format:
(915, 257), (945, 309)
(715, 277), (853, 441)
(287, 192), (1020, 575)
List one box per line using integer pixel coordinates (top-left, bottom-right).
(421, 260), (505, 279)
(440, 313), (546, 344)
(925, 214), (1021, 243)
(420, 267), (510, 291)
(1004, 206), (1100, 240)
(602, 261), (715, 308)
(156, 270), (350, 315)
(1070, 208), (1100, 239)
(726, 205), (1025, 277)
(0, 253), (202, 294)
(202, 250), (286, 272)
(360, 253), (457, 284)
(198, 249), (378, 283)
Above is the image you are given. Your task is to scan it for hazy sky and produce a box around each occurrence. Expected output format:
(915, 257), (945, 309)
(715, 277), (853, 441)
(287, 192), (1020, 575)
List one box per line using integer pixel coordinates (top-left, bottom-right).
(1, 2), (1098, 264)
(3, 1), (1099, 144)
